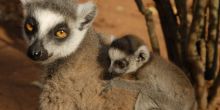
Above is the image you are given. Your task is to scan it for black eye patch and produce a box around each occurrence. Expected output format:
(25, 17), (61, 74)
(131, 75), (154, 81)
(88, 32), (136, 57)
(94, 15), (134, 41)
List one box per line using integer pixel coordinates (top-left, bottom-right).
(24, 17), (38, 36)
(114, 59), (129, 69)
(51, 23), (70, 40)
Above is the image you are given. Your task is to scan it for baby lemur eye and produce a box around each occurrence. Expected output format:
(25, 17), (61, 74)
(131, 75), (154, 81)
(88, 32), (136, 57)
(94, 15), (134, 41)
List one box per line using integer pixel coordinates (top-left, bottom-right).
(24, 17), (38, 35)
(54, 23), (70, 39)
(114, 60), (128, 69)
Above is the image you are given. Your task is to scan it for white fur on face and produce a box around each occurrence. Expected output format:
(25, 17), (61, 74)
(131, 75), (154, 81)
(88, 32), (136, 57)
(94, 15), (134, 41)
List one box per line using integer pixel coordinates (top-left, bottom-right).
(124, 57), (139, 74)
(108, 48), (128, 74)
(23, 9), (64, 46)
(43, 26), (88, 64)
(23, 2), (96, 64)
(33, 9), (88, 64)
(135, 45), (150, 60)
(108, 46), (150, 74)
(34, 9), (65, 39)
(125, 45), (150, 74)
(40, 3), (96, 64)
(108, 48), (127, 61)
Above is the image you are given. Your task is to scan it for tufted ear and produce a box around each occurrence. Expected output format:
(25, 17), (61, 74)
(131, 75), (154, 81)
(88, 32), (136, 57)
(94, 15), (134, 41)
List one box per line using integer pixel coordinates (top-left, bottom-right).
(134, 45), (150, 63)
(77, 1), (97, 31)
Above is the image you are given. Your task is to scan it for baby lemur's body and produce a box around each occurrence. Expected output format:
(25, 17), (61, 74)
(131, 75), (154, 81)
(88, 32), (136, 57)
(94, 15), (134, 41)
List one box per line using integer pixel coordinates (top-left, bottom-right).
(107, 35), (197, 110)
(20, 0), (196, 109)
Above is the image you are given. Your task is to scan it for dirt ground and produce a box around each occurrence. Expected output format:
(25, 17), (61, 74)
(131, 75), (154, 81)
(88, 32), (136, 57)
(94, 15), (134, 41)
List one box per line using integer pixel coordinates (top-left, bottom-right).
(0, 0), (183, 110)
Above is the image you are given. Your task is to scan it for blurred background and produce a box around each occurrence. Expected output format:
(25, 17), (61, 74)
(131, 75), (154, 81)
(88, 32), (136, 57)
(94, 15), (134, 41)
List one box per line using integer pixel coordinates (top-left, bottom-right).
(0, 0), (219, 110)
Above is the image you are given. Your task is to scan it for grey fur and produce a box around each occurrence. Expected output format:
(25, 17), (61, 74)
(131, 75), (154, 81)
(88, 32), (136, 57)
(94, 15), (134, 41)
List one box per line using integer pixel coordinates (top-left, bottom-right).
(107, 54), (197, 110)
(20, 0), (197, 110)
(107, 35), (197, 110)
(24, 0), (78, 19)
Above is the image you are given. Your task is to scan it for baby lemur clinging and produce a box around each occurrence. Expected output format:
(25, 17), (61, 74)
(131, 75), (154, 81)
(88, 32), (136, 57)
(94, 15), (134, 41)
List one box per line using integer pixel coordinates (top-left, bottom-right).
(106, 34), (197, 110)
(108, 34), (150, 79)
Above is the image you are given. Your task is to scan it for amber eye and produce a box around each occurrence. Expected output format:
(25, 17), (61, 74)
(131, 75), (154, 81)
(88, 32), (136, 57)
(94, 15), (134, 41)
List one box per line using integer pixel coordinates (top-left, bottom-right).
(24, 17), (37, 36)
(55, 30), (68, 39)
(25, 23), (34, 32)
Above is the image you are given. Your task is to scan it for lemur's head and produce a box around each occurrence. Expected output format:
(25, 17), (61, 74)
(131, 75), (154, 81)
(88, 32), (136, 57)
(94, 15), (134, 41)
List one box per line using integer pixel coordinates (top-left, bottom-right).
(20, 0), (97, 64)
(108, 35), (150, 76)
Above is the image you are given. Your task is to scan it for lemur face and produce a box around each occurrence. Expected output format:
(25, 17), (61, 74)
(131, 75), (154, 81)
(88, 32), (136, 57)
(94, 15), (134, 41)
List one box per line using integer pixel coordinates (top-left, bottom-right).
(23, 9), (70, 62)
(108, 48), (130, 75)
(108, 46), (149, 76)
(21, 0), (97, 64)
(107, 35), (150, 76)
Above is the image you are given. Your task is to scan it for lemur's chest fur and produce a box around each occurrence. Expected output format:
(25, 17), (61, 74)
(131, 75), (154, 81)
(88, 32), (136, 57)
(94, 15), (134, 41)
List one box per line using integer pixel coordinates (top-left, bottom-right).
(40, 31), (137, 110)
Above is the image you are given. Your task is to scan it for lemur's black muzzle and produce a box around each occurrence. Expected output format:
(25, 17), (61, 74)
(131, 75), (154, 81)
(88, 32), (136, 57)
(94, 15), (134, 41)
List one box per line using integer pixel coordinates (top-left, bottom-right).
(27, 40), (48, 61)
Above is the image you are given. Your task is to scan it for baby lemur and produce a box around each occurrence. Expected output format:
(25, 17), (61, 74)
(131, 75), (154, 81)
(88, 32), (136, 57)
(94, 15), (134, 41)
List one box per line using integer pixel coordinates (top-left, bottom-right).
(106, 34), (197, 110)
(108, 34), (150, 79)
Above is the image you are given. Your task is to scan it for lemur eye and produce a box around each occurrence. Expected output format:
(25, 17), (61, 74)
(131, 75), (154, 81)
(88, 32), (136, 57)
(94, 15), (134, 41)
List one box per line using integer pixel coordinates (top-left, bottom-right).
(24, 17), (37, 35)
(53, 23), (69, 39)
(26, 23), (33, 32)
(55, 30), (68, 39)
(114, 60), (128, 69)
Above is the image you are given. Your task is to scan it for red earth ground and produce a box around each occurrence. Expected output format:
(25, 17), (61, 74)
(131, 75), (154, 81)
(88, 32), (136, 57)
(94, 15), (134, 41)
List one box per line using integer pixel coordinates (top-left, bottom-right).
(0, 0), (215, 110)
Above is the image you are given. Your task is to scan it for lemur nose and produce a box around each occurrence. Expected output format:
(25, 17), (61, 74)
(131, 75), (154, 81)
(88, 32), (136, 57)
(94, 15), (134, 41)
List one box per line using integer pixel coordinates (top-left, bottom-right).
(34, 50), (42, 57)
(27, 40), (48, 61)
(33, 50), (41, 57)
(27, 48), (43, 60)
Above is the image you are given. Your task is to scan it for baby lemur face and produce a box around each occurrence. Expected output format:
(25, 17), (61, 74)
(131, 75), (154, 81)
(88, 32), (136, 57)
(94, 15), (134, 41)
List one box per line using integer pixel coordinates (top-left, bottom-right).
(108, 35), (150, 76)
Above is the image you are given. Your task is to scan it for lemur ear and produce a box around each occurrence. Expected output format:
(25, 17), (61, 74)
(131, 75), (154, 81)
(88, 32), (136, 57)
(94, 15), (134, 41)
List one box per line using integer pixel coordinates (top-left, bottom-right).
(135, 45), (150, 62)
(77, 2), (97, 31)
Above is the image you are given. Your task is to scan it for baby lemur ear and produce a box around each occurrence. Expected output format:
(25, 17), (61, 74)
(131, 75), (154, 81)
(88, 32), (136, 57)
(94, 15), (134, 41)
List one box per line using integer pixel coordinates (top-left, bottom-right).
(77, 2), (97, 31)
(135, 45), (150, 62)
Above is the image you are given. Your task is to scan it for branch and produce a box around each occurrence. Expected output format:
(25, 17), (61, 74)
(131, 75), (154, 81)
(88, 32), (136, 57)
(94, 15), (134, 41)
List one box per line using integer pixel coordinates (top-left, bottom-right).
(186, 0), (209, 74)
(134, 0), (145, 15)
(135, 0), (160, 54)
(174, 0), (188, 38)
(207, 0), (220, 109)
(205, 0), (220, 80)
(208, 72), (220, 110)
(153, 0), (183, 67)
(186, 0), (209, 109)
